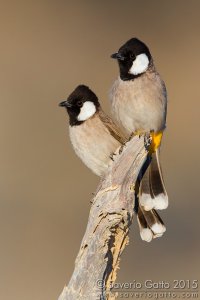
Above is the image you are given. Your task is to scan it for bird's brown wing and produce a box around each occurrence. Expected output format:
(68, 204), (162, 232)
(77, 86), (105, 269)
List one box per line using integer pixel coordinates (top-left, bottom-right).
(98, 108), (126, 144)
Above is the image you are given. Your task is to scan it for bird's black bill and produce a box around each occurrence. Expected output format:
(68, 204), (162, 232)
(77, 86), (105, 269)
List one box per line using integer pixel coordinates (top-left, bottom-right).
(111, 52), (125, 61)
(59, 101), (72, 108)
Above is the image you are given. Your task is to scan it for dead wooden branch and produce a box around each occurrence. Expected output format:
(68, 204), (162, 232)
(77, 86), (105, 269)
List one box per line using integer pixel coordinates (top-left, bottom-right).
(58, 134), (150, 300)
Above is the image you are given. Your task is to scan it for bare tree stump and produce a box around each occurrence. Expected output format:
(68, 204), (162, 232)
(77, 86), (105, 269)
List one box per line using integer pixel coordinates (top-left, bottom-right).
(58, 134), (150, 300)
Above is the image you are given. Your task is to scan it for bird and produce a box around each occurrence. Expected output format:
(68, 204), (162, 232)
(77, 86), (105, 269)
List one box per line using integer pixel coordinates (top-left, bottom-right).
(59, 84), (166, 242)
(110, 37), (168, 212)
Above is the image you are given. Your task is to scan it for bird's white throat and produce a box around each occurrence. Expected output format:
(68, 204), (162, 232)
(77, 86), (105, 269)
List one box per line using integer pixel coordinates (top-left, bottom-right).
(129, 53), (149, 75)
(77, 101), (96, 121)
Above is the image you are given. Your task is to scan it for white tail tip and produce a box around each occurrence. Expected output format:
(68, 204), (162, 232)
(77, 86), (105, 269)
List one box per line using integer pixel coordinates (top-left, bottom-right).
(151, 223), (166, 235)
(153, 232), (164, 238)
(140, 228), (153, 242)
(154, 194), (168, 210)
(140, 194), (154, 211)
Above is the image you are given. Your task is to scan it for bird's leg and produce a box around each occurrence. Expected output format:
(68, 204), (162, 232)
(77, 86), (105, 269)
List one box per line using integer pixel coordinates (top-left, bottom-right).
(144, 133), (152, 151)
(130, 129), (162, 153)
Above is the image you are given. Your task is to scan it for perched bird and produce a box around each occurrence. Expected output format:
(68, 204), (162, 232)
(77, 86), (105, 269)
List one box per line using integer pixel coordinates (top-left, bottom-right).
(59, 85), (166, 242)
(110, 38), (168, 211)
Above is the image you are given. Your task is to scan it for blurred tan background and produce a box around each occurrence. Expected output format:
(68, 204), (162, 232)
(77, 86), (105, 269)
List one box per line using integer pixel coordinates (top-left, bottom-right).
(0, 1), (200, 299)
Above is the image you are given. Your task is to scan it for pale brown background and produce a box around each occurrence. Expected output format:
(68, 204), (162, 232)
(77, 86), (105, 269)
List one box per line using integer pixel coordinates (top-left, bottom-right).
(0, 1), (200, 299)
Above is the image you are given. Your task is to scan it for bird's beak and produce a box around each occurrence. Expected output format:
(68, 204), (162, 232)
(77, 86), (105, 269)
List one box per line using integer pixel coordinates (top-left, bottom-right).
(111, 52), (125, 61)
(59, 101), (72, 108)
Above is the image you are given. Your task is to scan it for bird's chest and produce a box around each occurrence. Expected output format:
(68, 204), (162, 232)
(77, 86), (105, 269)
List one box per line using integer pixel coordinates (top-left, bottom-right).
(111, 76), (166, 134)
(69, 117), (121, 175)
(70, 120), (106, 157)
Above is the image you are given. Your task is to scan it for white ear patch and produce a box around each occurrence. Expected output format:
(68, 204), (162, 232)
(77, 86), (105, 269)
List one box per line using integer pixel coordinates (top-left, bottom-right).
(129, 53), (149, 75)
(77, 101), (96, 121)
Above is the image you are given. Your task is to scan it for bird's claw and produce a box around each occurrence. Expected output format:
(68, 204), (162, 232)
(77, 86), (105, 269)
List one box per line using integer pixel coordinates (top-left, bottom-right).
(110, 152), (116, 161)
(144, 133), (152, 151)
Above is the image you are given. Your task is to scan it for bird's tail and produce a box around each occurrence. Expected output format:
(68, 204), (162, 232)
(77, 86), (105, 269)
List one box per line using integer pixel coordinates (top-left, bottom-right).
(137, 205), (166, 242)
(139, 149), (168, 211)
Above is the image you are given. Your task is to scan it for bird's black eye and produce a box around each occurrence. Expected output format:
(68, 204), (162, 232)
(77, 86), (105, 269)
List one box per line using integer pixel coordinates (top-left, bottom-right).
(77, 100), (83, 107)
(130, 53), (136, 60)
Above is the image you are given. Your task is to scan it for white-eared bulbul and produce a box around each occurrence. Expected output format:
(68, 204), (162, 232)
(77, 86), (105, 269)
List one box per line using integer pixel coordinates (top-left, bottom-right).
(110, 38), (168, 212)
(59, 85), (166, 242)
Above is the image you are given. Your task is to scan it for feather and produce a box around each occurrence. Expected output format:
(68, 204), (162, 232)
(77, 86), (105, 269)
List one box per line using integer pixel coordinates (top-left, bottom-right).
(150, 150), (168, 210)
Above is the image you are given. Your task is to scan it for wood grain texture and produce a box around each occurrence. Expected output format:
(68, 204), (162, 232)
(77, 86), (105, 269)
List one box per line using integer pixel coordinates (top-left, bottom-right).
(58, 134), (150, 300)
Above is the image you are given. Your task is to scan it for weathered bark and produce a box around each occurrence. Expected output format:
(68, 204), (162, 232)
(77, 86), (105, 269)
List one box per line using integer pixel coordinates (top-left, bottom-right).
(58, 134), (150, 300)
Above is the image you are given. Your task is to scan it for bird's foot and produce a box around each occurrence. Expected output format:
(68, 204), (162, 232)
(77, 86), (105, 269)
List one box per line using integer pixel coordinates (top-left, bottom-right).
(144, 133), (152, 151)
(110, 152), (116, 161)
(119, 143), (126, 154)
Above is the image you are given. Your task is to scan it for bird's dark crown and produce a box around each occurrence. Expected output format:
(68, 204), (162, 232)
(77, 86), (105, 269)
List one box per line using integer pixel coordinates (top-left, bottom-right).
(59, 85), (100, 126)
(111, 38), (152, 81)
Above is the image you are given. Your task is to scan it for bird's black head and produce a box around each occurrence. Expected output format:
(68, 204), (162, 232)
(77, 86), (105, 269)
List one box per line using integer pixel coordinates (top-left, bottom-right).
(111, 38), (152, 81)
(59, 85), (100, 126)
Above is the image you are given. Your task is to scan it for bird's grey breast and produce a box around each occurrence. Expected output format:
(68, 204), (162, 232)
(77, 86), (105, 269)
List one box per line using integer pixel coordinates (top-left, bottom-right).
(110, 72), (167, 135)
(69, 114), (121, 176)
